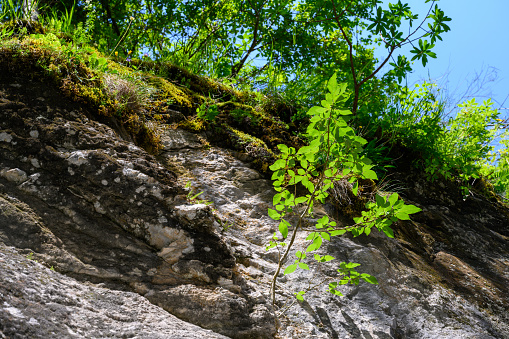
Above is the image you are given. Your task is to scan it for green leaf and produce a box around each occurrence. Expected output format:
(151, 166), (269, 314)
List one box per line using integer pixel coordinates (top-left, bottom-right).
(317, 215), (329, 224)
(268, 208), (281, 220)
(308, 106), (327, 116)
(375, 194), (385, 207)
(330, 229), (346, 236)
(327, 73), (338, 96)
(265, 241), (276, 251)
(277, 144), (289, 153)
(284, 264), (297, 275)
(303, 180), (315, 193)
(361, 273), (378, 284)
(190, 191), (204, 200)
(295, 291), (306, 301)
(295, 196), (308, 204)
(320, 232), (331, 241)
(364, 226), (371, 236)
(363, 167), (378, 180)
(295, 251), (306, 260)
(337, 109), (352, 115)
(273, 193), (283, 205)
(352, 180), (359, 196)
(395, 211), (410, 220)
(398, 204), (422, 215)
(382, 226), (394, 238)
(289, 175), (302, 185)
(271, 169), (284, 181)
(279, 219), (290, 238)
(298, 262), (310, 270)
(269, 159), (286, 171)
(321, 99), (331, 108)
(328, 282), (343, 296)
(306, 236), (323, 252)
(352, 227), (363, 237)
(329, 289), (343, 296)
(341, 262), (361, 269)
(389, 193), (399, 206)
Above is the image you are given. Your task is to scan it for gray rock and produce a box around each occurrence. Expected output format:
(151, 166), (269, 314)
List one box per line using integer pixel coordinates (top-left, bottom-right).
(0, 74), (276, 338)
(0, 66), (508, 339)
(160, 127), (509, 338)
(0, 168), (28, 184)
(0, 243), (229, 339)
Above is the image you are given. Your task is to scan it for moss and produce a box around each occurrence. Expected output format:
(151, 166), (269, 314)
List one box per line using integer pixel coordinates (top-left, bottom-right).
(261, 92), (302, 123)
(328, 177), (377, 220)
(471, 177), (504, 204)
(146, 75), (193, 114)
(138, 60), (241, 102)
(179, 117), (207, 132)
(216, 101), (252, 111)
(216, 101), (262, 125)
(225, 126), (274, 159)
(229, 127), (264, 147)
(0, 20), (46, 36)
(252, 158), (271, 175)
(124, 114), (162, 154)
(0, 31), (303, 160)
(0, 35), (166, 153)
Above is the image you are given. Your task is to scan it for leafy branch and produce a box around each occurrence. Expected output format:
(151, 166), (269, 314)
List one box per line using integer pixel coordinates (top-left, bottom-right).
(266, 74), (421, 307)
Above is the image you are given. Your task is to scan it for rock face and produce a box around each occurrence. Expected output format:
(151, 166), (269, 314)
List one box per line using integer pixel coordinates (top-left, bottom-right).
(0, 74), (275, 338)
(0, 71), (508, 339)
(0, 243), (229, 339)
(159, 128), (509, 339)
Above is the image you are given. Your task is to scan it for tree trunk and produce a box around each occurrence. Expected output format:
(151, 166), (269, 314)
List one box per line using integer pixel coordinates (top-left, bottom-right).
(22, 0), (39, 21)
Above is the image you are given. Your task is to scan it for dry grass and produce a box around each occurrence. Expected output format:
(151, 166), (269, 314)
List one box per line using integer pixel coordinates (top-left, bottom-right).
(103, 73), (154, 114)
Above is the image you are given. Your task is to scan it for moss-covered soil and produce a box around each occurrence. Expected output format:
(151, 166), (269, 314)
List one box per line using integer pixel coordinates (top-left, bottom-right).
(0, 23), (302, 175)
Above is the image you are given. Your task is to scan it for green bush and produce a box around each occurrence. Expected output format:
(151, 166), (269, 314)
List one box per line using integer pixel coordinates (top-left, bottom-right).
(371, 81), (503, 195)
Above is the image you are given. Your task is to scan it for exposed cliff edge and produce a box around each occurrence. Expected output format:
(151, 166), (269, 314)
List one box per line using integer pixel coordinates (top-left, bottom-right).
(1, 55), (508, 338)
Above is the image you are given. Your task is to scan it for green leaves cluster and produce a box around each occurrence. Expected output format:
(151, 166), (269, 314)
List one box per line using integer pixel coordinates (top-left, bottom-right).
(352, 192), (421, 238)
(267, 74), (421, 305)
(328, 262), (378, 297)
(360, 77), (509, 198)
(482, 136), (509, 199)
(34, 0), (450, 120)
(376, 82), (503, 186)
(197, 102), (219, 121)
(437, 99), (500, 181)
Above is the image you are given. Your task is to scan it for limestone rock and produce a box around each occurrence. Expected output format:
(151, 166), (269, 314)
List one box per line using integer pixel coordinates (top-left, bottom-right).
(160, 127), (509, 338)
(1, 65), (508, 338)
(0, 243), (229, 339)
(0, 73), (275, 338)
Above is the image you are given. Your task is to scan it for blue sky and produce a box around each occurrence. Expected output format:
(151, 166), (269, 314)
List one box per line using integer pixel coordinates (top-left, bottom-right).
(375, 0), (509, 117)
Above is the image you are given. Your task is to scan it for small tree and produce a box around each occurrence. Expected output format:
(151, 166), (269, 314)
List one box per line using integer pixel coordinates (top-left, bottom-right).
(266, 74), (422, 307)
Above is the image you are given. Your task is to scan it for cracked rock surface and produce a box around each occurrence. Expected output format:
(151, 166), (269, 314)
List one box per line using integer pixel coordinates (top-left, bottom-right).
(0, 73), (275, 338)
(160, 128), (509, 338)
(0, 243), (229, 339)
(1, 71), (508, 339)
